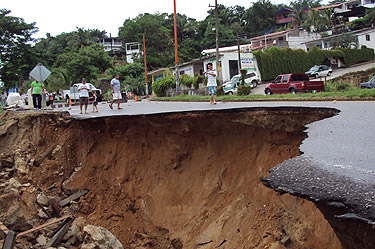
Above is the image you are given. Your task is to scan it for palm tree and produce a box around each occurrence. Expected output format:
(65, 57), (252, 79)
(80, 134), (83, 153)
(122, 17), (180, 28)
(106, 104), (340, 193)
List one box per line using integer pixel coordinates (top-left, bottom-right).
(290, 9), (308, 27)
(320, 8), (335, 31)
(301, 10), (322, 32)
(67, 28), (99, 50)
(45, 68), (72, 92)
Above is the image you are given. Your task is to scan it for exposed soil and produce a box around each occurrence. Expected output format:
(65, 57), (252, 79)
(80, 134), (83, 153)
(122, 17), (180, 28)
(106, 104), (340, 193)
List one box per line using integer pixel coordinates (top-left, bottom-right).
(0, 107), (342, 248)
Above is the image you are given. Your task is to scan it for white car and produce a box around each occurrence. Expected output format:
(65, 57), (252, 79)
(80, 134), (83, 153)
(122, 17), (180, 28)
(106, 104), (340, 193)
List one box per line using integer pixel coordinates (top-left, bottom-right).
(305, 65), (332, 78)
(66, 83), (102, 102)
(223, 71), (261, 95)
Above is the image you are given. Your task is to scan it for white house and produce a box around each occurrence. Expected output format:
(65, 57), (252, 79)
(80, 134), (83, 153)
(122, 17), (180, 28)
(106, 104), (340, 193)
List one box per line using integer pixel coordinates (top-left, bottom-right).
(249, 29), (322, 51)
(357, 27), (375, 49)
(303, 26), (375, 51)
(201, 45), (261, 82)
(362, 0), (375, 8)
(125, 42), (142, 63)
(99, 37), (123, 53)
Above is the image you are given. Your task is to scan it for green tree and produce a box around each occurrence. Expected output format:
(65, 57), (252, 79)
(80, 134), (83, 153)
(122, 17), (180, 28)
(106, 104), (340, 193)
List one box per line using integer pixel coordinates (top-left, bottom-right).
(44, 68), (72, 92)
(34, 32), (72, 68)
(67, 27), (102, 50)
(0, 9), (38, 89)
(242, 0), (279, 37)
(107, 63), (145, 81)
(56, 44), (113, 83)
(290, 8), (309, 27)
(119, 13), (174, 70)
(289, 0), (322, 9)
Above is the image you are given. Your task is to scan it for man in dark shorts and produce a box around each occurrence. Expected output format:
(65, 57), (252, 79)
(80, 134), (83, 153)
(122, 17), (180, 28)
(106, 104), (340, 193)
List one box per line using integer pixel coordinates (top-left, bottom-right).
(78, 78), (89, 114)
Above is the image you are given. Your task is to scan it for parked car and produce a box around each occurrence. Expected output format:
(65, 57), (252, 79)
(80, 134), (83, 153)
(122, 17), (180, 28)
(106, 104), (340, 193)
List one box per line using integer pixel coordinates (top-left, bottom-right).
(222, 71), (260, 95)
(264, 73), (325, 95)
(360, 75), (375, 88)
(305, 65), (332, 78)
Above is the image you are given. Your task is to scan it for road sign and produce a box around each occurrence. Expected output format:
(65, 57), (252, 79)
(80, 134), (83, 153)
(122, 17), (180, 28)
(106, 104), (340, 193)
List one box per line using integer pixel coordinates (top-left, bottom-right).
(29, 63), (51, 82)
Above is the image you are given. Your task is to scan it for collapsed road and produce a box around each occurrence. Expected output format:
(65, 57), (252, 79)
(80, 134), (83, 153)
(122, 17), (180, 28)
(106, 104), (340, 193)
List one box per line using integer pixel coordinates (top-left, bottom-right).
(0, 101), (374, 249)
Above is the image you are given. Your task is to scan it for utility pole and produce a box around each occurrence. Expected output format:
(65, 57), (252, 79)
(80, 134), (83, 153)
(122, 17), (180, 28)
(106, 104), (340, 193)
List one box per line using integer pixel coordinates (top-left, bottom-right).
(237, 33), (241, 73)
(215, 0), (220, 83)
(143, 34), (148, 97)
(173, 0), (179, 94)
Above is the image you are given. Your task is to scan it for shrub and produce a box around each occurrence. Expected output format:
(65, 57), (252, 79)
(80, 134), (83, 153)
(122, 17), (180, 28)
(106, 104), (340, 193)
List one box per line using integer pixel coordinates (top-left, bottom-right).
(179, 74), (194, 88)
(237, 85), (251, 96)
(216, 86), (224, 96)
(152, 76), (176, 96)
(336, 82), (353, 92)
(325, 81), (353, 92)
(192, 75), (203, 89)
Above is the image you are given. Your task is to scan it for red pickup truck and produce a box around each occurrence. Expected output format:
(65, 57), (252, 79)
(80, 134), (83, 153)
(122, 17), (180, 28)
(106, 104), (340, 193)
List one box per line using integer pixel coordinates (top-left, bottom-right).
(264, 73), (325, 95)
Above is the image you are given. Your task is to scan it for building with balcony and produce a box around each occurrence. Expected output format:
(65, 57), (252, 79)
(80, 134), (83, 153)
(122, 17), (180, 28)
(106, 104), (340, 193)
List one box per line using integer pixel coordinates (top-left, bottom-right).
(275, 7), (295, 25)
(99, 37), (124, 55)
(125, 42), (142, 63)
(249, 29), (322, 51)
(303, 26), (375, 52)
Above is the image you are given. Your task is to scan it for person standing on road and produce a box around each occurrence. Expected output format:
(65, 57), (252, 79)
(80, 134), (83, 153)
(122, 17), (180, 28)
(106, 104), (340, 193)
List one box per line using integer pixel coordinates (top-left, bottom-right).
(109, 74), (123, 110)
(31, 80), (45, 110)
(92, 90), (99, 112)
(78, 78), (89, 114)
(204, 63), (217, 105)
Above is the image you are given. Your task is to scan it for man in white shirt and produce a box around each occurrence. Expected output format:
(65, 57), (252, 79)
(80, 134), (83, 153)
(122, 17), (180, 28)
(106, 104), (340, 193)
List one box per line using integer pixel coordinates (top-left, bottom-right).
(204, 63), (217, 105)
(78, 78), (89, 114)
(109, 74), (123, 110)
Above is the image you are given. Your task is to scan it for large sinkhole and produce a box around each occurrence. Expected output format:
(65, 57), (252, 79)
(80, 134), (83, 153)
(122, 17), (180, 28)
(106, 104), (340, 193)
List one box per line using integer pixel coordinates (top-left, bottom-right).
(0, 107), (342, 248)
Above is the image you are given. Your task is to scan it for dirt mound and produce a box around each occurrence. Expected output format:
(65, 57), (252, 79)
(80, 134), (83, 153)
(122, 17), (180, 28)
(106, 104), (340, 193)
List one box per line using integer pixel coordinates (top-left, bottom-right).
(0, 108), (341, 248)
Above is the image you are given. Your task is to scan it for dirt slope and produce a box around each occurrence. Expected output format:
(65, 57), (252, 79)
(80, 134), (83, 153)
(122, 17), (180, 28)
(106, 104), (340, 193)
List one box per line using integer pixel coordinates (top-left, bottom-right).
(0, 108), (341, 248)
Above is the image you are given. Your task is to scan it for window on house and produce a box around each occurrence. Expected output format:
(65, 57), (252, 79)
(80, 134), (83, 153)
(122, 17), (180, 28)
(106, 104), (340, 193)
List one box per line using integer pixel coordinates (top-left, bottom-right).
(180, 71), (185, 75)
(279, 37), (284, 41)
(366, 35), (370, 41)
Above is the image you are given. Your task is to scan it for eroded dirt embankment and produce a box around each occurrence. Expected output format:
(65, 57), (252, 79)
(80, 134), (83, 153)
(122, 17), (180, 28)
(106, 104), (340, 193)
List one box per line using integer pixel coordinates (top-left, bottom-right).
(0, 108), (341, 248)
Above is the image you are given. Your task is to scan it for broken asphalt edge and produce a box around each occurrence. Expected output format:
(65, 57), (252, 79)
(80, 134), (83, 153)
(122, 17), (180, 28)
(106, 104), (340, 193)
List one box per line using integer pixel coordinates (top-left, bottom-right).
(150, 97), (375, 102)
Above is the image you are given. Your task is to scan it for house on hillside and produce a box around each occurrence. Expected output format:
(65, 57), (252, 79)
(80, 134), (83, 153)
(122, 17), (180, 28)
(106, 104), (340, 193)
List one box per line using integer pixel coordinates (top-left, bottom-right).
(275, 7), (295, 26)
(249, 29), (322, 51)
(333, 0), (368, 22)
(125, 42), (142, 63)
(303, 26), (375, 51)
(362, 0), (375, 8)
(275, 7), (311, 27)
(302, 26), (375, 68)
(99, 37), (124, 55)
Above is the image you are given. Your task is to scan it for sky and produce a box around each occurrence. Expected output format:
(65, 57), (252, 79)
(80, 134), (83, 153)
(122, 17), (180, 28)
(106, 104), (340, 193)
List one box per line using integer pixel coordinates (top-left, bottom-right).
(2, 0), (326, 39)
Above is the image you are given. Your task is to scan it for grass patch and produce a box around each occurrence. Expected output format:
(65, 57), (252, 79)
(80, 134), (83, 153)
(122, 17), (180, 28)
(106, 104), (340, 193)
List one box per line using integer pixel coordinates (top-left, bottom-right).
(153, 88), (375, 101)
